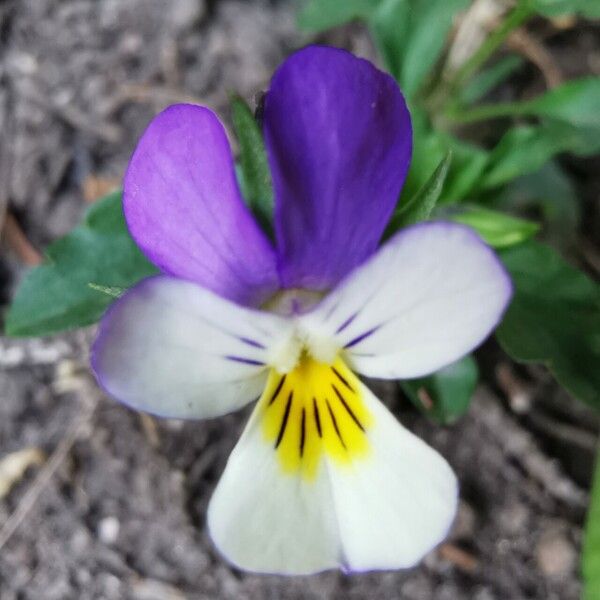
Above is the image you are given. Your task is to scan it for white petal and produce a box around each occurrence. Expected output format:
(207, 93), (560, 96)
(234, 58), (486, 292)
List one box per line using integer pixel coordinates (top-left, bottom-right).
(208, 371), (457, 574)
(91, 276), (293, 419)
(302, 222), (512, 379)
(329, 384), (457, 571)
(208, 408), (340, 575)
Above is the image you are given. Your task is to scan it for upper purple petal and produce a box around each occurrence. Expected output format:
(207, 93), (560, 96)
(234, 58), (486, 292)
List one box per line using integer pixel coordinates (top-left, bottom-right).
(264, 46), (412, 291)
(124, 104), (279, 306)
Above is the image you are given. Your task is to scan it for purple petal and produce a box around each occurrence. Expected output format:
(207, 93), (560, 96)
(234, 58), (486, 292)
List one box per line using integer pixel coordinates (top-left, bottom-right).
(124, 104), (279, 306)
(264, 46), (412, 290)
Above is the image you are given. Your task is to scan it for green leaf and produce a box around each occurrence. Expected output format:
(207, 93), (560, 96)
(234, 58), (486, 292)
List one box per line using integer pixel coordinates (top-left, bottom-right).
(5, 191), (157, 337)
(298, 0), (379, 31)
(443, 204), (539, 248)
(230, 95), (274, 234)
(370, 0), (470, 99)
(523, 77), (600, 130)
(583, 447), (600, 600)
(452, 78), (600, 155)
(386, 152), (451, 236)
(460, 55), (524, 105)
(530, 0), (600, 18)
(497, 241), (600, 408)
(441, 137), (489, 203)
(479, 124), (575, 189)
(492, 161), (580, 251)
(402, 110), (489, 204)
(401, 355), (478, 424)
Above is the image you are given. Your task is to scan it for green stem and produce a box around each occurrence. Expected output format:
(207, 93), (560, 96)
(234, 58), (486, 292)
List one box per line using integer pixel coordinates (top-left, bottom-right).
(451, 2), (535, 91)
(583, 445), (600, 599)
(447, 101), (525, 124)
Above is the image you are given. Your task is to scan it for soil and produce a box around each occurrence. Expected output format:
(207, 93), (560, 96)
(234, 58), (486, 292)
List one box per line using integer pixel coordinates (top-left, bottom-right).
(0, 1), (598, 598)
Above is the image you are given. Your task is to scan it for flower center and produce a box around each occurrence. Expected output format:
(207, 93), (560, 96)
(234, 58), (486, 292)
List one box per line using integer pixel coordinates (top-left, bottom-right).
(258, 353), (373, 480)
(262, 288), (326, 317)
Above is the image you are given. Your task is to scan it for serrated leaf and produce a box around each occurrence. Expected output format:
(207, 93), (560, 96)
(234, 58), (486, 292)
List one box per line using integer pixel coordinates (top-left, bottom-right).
(370, 0), (470, 99)
(497, 241), (600, 409)
(401, 355), (478, 424)
(443, 204), (539, 248)
(298, 0), (379, 32)
(583, 448), (600, 600)
(230, 95), (274, 235)
(5, 191), (157, 337)
(385, 152), (451, 236)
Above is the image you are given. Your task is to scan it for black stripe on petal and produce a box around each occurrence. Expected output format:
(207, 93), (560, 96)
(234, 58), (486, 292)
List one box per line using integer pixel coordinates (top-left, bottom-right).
(331, 366), (355, 393)
(332, 384), (365, 432)
(275, 391), (293, 449)
(300, 408), (306, 457)
(268, 375), (286, 406)
(313, 398), (322, 438)
(326, 399), (346, 449)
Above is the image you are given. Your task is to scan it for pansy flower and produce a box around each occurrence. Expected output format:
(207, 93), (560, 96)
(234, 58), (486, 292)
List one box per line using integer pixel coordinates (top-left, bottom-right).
(92, 46), (512, 575)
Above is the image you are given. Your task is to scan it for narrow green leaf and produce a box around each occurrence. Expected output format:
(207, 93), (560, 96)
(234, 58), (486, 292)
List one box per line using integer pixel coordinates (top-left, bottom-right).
(492, 161), (580, 250)
(230, 95), (274, 234)
(298, 0), (379, 32)
(370, 0), (470, 99)
(523, 77), (600, 130)
(460, 55), (524, 105)
(5, 191), (157, 337)
(479, 124), (575, 189)
(530, 0), (600, 18)
(583, 447), (600, 600)
(386, 152), (451, 236)
(443, 205), (539, 248)
(401, 355), (478, 424)
(441, 137), (489, 203)
(401, 115), (488, 205)
(497, 241), (600, 409)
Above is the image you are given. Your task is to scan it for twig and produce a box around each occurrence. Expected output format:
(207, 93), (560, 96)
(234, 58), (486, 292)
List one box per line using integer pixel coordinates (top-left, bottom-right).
(439, 543), (479, 573)
(1, 212), (42, 266)
(508, 29), (563, 88)
(417, 387), (434, 411)
(0, 380), (98, 551)
(139, 413), (160, 449)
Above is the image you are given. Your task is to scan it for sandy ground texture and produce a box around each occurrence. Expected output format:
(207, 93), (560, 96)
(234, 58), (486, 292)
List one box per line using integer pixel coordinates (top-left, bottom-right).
(0, 0), (599, 598)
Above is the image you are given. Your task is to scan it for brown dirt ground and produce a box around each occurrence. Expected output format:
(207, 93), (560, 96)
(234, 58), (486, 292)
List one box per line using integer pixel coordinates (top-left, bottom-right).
(0, 1), (598, 598)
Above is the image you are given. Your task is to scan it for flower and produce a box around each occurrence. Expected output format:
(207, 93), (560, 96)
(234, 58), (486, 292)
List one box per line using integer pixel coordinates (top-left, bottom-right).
(91, 46), (512, 575)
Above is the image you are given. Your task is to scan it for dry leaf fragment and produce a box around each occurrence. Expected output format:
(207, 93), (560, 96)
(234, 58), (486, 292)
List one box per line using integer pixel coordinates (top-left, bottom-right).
(0, 448), (46, 499)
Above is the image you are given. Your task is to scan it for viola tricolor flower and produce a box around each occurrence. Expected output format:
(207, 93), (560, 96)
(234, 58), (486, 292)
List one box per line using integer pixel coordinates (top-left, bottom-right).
(92, 46), (512, 575)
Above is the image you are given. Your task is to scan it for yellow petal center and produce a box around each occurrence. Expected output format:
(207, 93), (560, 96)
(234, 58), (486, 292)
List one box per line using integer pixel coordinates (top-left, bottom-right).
(259, 353), (373, 480)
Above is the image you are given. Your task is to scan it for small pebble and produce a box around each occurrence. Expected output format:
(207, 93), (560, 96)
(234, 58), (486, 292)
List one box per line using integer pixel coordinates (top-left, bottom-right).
(98, 516), (120, 545)
(536, 532), (576, 577)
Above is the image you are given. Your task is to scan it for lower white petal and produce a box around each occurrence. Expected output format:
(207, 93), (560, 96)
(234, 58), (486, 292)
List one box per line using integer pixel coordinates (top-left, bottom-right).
(329, 384), (457, 571)
(92, 276), (293, 419)
(207, 407), (340, 574)
(207, 357), (457, 574)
